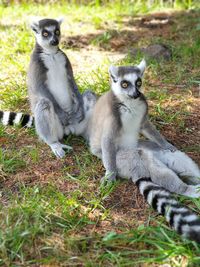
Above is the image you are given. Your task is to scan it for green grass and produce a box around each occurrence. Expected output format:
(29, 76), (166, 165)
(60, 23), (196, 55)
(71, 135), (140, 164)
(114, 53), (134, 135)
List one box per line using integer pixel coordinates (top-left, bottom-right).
(0, 1), (200, 266)
(1, 185), (200, 266)
(0, 149), (27, 175)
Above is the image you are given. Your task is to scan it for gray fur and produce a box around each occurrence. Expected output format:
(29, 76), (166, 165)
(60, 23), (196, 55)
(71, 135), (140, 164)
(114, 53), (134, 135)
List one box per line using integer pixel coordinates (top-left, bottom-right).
(116, 142), (200, 197)
(69, 90), (97, 138)
(88, 59), (175, 182)
(28, 18), (84, 158)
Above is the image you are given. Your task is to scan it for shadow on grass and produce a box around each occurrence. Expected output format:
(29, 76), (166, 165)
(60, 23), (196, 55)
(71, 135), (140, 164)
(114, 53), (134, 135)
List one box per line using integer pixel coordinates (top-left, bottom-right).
(61, 9), (200, 53)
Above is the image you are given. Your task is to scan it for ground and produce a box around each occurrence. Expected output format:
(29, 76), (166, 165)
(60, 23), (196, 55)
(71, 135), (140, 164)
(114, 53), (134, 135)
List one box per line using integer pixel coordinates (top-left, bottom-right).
(0, 2), (200, 266)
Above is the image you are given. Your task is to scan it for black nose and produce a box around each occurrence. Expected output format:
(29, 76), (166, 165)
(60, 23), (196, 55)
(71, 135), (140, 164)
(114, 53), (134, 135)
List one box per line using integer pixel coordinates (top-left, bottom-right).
(133, 90), (141, 99)
(128, 90), (141, 99)
(50, 39), (59, 46)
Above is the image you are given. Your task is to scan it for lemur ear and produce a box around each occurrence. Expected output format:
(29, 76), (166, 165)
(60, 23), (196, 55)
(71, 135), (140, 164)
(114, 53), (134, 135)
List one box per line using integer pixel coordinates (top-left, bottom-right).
(109, 65), (118, 82)
(30, 21), (39, 33)
(137, 59), (146, 76)
(57, 17), (64, 25)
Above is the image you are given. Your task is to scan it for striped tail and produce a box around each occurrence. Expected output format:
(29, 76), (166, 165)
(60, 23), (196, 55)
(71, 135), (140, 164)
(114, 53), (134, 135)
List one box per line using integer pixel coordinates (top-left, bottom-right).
(0, 111), (34, 128)
(135, 177), (200, 243)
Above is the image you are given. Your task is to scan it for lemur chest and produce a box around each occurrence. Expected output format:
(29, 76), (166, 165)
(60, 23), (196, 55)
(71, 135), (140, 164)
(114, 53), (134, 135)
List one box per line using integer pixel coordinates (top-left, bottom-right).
(42, 52), (72, 111)
(117, 102), (145, 149)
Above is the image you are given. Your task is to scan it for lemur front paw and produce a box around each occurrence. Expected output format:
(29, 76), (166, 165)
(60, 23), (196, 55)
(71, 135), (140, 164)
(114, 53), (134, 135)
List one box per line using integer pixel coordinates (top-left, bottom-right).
(50, 142), (72, 158)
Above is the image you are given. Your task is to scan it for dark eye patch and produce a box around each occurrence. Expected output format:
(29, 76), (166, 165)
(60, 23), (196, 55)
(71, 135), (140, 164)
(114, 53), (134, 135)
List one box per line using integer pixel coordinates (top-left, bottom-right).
(111, 75), (117, 83)
(135, 78), (142, 88)
(55, 29), (60, 36)
(121, 80), (130, 89)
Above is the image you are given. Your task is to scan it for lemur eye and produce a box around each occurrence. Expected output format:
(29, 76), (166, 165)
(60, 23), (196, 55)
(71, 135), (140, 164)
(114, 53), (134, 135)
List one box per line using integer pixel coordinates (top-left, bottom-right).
(55, 30), (60, 36)
(42, 31), (49, 37)
(121, 81), (129, 89)
(136, 78), (142, 88)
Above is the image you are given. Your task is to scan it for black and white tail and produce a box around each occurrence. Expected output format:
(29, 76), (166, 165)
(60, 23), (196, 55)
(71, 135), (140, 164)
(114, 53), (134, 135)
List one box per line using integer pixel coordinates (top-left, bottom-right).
(0, 111), (34, 128)
(136, 177), (200, 243)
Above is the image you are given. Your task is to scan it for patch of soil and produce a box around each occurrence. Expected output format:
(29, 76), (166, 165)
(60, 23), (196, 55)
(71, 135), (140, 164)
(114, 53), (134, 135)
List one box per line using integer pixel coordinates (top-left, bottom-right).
(103, 181), (149, 226)
(159, 99), (200, 164)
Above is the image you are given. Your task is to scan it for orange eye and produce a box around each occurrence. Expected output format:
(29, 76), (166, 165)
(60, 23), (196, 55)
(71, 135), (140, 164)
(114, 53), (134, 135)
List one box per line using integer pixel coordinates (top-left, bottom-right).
(43, 31), (49, 37)
(121, 81), (129, 89)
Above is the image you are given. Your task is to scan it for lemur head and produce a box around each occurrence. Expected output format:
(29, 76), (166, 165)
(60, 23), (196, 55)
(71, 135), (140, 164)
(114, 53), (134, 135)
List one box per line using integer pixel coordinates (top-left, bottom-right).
(109, 59), (146, 99)
(30, 18), (63, 52)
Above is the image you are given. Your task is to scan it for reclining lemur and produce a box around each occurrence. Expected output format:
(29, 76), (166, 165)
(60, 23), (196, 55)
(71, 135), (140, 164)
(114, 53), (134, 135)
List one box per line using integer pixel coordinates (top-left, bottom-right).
(73, 59), (200, 242)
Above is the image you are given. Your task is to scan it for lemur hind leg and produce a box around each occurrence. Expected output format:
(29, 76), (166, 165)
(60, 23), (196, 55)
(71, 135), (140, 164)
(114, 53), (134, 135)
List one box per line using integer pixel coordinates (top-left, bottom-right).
(116, 147), (200, 198)
(141, 150), (200, 198)
(154, 149), (200, 185)
(116, 149), (150, 181)
(34, 98), (72, 158)
(138, 141), (200, 185)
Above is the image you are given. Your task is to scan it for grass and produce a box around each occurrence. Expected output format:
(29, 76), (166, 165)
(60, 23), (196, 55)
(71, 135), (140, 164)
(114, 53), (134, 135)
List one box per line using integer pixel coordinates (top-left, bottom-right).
(0, 1), (200, 266)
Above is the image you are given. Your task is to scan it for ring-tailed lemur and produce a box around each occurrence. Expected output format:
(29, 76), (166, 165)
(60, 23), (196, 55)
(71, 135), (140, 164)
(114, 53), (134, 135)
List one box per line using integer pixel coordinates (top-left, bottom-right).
(76, 60), (200, 242)
(87, 59), (176, 183)
(27, 18), (86, 158)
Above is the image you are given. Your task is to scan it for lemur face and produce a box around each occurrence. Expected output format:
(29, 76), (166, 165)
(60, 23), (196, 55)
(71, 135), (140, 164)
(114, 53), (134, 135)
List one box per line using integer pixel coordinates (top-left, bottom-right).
(109, 59), (146, 99)
(31, 18), (63, 51)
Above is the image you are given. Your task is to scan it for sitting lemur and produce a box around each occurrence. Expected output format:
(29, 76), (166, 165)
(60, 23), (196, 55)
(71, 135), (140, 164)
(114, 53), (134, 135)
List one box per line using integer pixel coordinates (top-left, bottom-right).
(0, 18), (94, 159)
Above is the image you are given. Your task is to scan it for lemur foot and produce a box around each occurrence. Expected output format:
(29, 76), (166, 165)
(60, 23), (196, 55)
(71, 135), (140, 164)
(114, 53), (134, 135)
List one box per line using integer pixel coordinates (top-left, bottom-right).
(100, 172), (117, 185)
(183, 185), (200, 198)
(163, 142), (177, 152)
(50, 142), (72, 158)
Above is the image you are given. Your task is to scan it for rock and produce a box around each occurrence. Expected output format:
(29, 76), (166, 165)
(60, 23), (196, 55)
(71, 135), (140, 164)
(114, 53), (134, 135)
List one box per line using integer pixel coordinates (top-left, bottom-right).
(129, 44), (172, 61)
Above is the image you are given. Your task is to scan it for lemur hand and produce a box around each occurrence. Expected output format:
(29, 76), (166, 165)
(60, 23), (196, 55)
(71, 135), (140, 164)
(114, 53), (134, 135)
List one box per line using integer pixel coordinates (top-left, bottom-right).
(69, 108), (84, 124)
